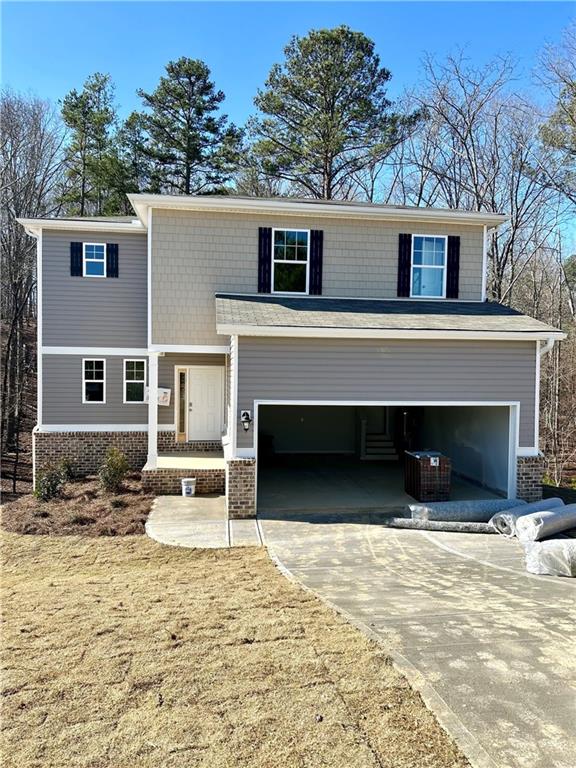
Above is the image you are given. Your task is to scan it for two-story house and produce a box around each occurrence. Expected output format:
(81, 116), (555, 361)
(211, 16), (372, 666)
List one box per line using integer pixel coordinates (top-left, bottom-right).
(19, 195), (564, 518)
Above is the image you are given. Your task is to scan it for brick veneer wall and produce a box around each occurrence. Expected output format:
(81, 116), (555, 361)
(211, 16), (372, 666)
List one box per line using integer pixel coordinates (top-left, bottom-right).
(141, 468), (225, 495)
(517, 455), (545, 502)
(226, 459), (256, 519)
(34, 430), (147, 476)
(157, 431), (222, 453)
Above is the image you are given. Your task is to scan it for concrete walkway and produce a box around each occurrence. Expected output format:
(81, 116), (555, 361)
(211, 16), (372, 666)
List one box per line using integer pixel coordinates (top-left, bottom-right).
(259, 511), (576, 768)
(145, 496), (261, 548)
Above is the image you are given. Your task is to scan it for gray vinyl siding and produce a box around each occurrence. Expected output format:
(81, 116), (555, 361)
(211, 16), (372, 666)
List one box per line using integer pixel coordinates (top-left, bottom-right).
(237, 338), (537, 449)
(42, 355), (148, 425)
(151, 209), (485, 346)
(42, 229), (147, 347)
(158, 353), (226, 425)
(42, 352), (226, 427)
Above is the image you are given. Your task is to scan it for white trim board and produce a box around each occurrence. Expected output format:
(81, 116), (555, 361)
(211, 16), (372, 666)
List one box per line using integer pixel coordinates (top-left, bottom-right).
(16, 218), (145, 238)
(37, 424), (176, 433)
(148, 344), (230, 354)
(128, 194), (509, 228)
(217, 325), (565, 342)
(42, 347), (149, 356)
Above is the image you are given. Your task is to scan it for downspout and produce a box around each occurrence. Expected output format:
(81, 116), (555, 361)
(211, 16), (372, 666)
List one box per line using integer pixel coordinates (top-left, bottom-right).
(539, 338), (556, 357)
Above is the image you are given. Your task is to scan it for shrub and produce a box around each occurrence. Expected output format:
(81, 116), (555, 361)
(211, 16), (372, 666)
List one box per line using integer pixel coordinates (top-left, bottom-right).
(110, 497), (127, 509)
(99, 448), (129, 493)
(34, 465), (65, 502)
(59, 458), (76, 482)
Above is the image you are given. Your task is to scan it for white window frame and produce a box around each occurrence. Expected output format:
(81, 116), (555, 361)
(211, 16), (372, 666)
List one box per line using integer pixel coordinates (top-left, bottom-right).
(271, 228), (310, 295)
(123, 358), (147, 404)
(410, 234), (447, 299)
(82, 358), (106, 404)
(83, 242), (107, 278)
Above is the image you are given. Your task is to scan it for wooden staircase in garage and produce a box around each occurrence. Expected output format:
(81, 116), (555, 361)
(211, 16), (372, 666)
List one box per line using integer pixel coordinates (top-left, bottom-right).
(360, 420), (399, 461)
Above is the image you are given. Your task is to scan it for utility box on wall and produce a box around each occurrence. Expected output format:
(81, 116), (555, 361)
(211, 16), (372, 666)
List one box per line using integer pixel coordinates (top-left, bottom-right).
(404, 450), (451, 502)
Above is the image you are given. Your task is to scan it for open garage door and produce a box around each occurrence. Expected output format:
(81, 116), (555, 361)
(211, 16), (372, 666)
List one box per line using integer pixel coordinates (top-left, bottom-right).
(256, 403), (514, 514)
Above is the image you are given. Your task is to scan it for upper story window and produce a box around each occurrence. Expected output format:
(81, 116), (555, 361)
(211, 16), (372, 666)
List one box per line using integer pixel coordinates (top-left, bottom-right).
(410, 235), (447, 298)
(83, 243), (106, 277)
(124, 359), (146, 403)
(272, 229), (309, 294)
(82, 359), (105, 403)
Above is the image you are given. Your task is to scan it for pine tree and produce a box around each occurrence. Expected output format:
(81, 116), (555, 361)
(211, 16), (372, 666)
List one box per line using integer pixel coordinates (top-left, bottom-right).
(136, 57), (241, 194)
(61, 73), (117, 215)
(249, 26), (419, 200)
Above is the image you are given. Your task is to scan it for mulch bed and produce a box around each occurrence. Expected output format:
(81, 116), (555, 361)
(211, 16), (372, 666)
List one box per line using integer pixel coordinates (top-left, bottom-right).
(0, 474), (153, 536)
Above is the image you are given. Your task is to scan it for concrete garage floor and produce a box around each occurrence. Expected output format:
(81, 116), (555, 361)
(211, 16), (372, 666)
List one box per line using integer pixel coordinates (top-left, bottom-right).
(257, 456), (501, 514)
(259, 514), (576, 768)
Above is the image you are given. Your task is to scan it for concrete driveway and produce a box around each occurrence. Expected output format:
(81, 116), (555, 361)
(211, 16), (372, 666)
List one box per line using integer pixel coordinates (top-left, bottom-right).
(259, 511), (576, 768)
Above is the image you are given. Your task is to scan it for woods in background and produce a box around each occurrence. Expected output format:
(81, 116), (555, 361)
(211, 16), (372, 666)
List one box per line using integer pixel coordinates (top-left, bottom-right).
(1, 22), (575, 484)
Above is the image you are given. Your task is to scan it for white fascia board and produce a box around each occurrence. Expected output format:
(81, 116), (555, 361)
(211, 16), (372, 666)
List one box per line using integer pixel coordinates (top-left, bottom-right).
(128, 194), (508, 228)
(217, 324), (566, 342)
(16, 218), (146, 238)
(37, 424), (175, 433)
(42, 347), (149, 356)
(149, 344), (231, 353)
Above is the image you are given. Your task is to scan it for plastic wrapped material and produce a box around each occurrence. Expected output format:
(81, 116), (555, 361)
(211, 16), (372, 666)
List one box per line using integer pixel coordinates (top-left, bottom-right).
(524, 539), (576, 577)
(382, 517), (495, 534)
(489, 498), (565, 537)
(409, 498), (525, 524)
(516, 504), (576, 543)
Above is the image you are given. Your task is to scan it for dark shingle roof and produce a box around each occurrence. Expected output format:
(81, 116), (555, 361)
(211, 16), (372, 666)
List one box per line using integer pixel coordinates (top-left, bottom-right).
(215, 294), (562, 335)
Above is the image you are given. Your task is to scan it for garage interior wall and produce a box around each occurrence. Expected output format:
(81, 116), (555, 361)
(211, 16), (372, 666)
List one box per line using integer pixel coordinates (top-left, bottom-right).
(418, 405), (510, 494)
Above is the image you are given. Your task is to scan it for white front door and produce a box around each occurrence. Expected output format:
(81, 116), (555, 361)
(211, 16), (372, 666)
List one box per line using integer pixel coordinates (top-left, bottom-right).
(187, 367), (224, 441)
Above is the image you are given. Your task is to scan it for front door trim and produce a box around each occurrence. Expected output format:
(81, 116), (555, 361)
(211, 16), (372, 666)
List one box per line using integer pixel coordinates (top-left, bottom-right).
(174, 365), (225, 442)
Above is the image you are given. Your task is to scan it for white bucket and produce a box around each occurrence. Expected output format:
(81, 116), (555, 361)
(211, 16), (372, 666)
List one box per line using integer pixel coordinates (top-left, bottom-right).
(181, 478), (197, 497)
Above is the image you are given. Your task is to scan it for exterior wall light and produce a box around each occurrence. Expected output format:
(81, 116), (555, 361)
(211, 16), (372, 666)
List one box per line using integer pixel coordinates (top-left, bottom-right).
(240, 410), (252, 432)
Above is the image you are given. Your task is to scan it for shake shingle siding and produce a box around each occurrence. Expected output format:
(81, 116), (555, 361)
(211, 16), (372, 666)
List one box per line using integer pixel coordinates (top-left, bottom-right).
(151, 209), (485, 346)
(42, 229), (147, 347)
(236, 338), (537, 449)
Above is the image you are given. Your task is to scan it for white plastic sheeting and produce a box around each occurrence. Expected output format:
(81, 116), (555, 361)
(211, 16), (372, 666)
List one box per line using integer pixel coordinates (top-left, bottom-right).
(516, 504), (576, 543)
(524, 539), (576, 577)
(409, 498), (525, 523)
(489, 498), (565, 537)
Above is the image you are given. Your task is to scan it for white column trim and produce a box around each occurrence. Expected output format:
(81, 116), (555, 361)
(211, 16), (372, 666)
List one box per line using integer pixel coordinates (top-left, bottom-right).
(37, 229), (43, 428)
(147, 351), (159, 465)
(147, 206), (152, 348)
(230, 335), (239, 458)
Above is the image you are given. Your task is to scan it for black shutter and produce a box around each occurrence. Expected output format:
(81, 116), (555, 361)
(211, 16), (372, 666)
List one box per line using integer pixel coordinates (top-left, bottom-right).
(446, 236), (460, 299)
(106, 243), (119, 278)
(70, 242), (82, 276)
(397, 234), (412, 297)
(258, 227), (272, 293)
(309, 229), (324, 295)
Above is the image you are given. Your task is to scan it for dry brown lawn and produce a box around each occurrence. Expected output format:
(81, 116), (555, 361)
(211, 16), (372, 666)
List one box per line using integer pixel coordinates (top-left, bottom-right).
(1, 531), (468, 768)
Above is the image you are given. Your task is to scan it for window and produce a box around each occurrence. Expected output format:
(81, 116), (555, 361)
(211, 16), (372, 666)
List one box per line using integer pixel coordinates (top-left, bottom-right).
(83, 243), (106, 277)
(83, 359), (105, 403)
(272, 229), (309, 293)
(410, 235), (447, 298)
(124, 359), (146, 403)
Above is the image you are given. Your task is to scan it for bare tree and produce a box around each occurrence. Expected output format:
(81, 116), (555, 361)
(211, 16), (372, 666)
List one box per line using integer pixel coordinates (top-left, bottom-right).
(387, 54), (570, 302)
(1, 90), (65, 468)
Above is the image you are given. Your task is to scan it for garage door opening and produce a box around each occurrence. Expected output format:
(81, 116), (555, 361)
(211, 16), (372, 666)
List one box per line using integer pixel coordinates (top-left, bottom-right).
(256, 404), (512, 514)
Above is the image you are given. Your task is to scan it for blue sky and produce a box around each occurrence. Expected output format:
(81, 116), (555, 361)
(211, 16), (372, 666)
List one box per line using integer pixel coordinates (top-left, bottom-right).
(2, 1), (574, 124)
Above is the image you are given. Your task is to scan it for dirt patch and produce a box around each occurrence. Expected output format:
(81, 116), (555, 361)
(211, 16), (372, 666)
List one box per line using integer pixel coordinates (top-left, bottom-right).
(1, 532), (468, 768)
(0, 475), (153, 536)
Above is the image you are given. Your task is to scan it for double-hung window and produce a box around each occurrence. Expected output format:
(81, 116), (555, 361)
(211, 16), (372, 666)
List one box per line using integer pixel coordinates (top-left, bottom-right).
(272, 229), (309, 294)
(124, 359), (146, 403)
(83, 243), (106, 277)
(410, 236), (447, 298)
(82, 359), (105, 403)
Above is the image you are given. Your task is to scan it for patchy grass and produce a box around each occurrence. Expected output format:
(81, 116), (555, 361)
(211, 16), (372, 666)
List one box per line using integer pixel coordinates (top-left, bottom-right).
(0, 475), (153, 536)
(1, 532), (468, 768)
